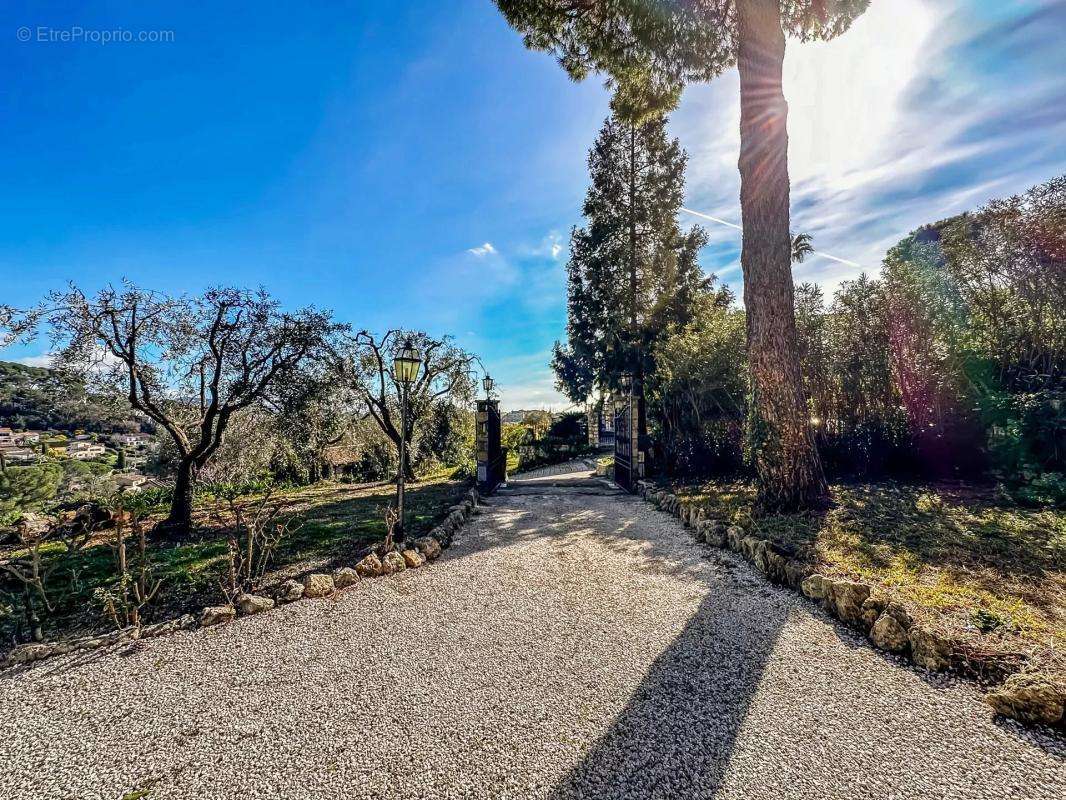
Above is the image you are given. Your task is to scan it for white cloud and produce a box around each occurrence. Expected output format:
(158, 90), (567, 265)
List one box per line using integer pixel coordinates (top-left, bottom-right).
(12, 353), (53, 368)
(783, 0), (935, 189)
(481, 350), (573, 412)
(417, 243), (516, 303)
(516, 231), (567, 261)
(498, 372), (571, 412)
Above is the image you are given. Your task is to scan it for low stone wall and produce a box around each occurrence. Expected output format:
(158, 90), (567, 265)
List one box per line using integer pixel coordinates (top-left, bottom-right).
(634, 480), (1065, 730)
(3, 487), (481, 670)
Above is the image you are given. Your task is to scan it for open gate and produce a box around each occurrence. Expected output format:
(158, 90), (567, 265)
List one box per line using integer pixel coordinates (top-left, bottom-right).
(614, 398), (633, 492)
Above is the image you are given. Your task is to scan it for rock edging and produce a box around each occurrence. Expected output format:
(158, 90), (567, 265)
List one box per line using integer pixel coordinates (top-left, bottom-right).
(3, 487), (481, 669)
(633, 480), (1064, 730)
(207, 486), (480, 620)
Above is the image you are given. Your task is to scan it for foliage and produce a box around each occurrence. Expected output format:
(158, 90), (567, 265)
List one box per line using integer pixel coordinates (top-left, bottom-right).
(0, 512), (96, 642)
(0, 360), (146, 433)
(417, 401), (475, 477)
(548, 412), (585, 440)
(881, 175), (1065, 480)
(795, 276), (912, 477)
(791, 232), (815, 264)
(0, 462), (64, 527)
(512, 412), (593, 472)
(494, 1), (869, 122)
(265, 364), (353, 483)
(649, 175), (1064, 486)
(502, 422), (529, 453)
(649, 290), (747, 476)
(522, 410), (553, 440)
(209, 485), (303, 602)
(92, 495), (162, 631)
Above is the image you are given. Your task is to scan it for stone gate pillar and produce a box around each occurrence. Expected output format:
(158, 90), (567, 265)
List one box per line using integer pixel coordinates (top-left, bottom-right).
(587, 403), (599, 448)
(476, 399), (505, 493)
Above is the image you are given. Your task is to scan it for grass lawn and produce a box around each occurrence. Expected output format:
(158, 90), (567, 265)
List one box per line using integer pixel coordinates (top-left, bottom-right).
(673, 479), (1066, 677)
(1, 470), (471, 647)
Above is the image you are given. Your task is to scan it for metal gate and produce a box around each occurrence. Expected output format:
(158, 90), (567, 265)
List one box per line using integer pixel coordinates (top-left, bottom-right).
(614, 397), (633, 492)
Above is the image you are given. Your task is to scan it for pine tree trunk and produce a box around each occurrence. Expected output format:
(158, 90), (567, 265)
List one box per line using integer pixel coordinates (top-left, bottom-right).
(737, 0), (828, 512)
(163, 458), (196, 532)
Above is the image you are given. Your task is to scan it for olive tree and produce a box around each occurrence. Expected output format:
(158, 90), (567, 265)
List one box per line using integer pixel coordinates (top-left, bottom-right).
(328, 330), (477, 481)
(22, 284), (338, 532)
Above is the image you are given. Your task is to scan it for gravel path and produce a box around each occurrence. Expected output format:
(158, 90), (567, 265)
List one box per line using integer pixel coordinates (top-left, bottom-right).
(2, 464), (1063, 799)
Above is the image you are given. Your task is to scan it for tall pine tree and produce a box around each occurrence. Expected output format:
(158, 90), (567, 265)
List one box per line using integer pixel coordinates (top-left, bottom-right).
(552, 112), (709, 403)
(497, 0), (870, 511)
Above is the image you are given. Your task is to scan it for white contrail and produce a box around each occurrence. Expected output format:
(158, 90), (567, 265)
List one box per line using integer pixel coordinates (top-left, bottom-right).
(680, 207), (742, 231)
(680, 207), (863, 269)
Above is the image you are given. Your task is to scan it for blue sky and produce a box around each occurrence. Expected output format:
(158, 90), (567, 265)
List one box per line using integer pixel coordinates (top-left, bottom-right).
(1, 1), (1064, 409)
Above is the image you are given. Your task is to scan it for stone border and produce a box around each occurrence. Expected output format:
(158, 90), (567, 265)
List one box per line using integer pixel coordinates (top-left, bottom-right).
(3, 487), (481, 669)
(634, 480), (1065, 729)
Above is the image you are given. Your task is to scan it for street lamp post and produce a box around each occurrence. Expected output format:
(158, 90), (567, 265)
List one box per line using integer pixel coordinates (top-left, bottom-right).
(483, 373), (495, 398)
(393, 338), (422, 545)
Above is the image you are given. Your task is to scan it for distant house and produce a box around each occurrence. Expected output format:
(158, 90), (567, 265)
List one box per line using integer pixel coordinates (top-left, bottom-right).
(0, 447), (37, 465)
(112, 432), (157, 450)
(114, 473), (149, 491)
(0, 428), (14, 447)
(66, 441), (106, 460)
(15, 431), (42, 445)
(136, 434), (159, 451)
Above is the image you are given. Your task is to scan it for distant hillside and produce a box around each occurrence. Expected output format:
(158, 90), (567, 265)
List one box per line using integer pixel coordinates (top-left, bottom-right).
(0, 360), (145, 434)
(502, 409), (541, 424)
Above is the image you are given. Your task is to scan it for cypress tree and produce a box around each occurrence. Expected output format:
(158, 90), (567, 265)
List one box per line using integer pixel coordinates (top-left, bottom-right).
(552, 111), (709, 403)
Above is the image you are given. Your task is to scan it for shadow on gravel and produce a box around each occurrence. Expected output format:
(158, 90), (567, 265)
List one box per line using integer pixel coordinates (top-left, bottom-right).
(458, 479), (789, 795)
(1, 637), (143, 681)
(548, 591), (785, 798)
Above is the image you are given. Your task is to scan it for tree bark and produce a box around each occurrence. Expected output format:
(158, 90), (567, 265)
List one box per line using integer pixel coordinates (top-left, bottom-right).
(737, 0), (828, 511)
(163, 458), (196, 532)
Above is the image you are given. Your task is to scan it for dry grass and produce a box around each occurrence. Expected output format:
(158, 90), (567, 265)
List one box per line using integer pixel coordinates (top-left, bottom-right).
(675, 479), (1066, 674)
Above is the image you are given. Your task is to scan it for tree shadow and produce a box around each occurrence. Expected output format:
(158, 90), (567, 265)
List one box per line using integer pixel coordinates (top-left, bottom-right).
(547, 589), (785, 798)
(438, 483), (788, 797)
(723, 480), (1065, 615)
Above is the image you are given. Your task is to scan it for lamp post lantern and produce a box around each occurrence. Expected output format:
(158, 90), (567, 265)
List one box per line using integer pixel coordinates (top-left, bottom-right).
(483, 373), (495, 397)
(393, 338), (422, 545)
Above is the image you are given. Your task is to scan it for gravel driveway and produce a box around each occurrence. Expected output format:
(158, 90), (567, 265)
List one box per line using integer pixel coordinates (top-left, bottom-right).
(2, 464), (1063, 799)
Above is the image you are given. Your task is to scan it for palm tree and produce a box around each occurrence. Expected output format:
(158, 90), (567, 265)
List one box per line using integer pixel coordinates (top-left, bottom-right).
(792, 232), (815, 264)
